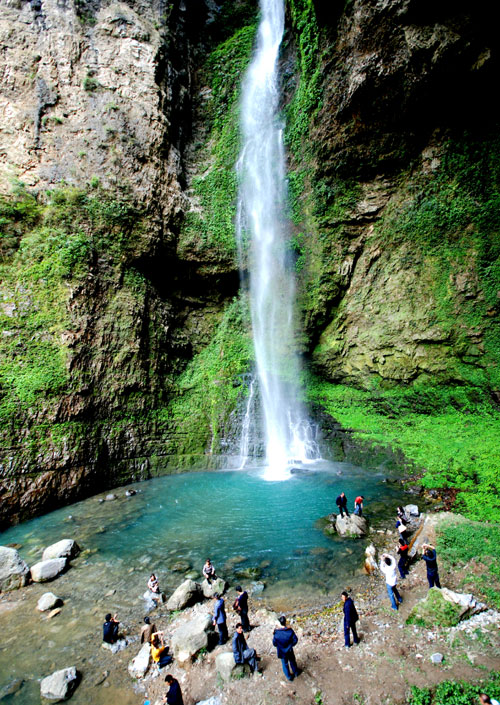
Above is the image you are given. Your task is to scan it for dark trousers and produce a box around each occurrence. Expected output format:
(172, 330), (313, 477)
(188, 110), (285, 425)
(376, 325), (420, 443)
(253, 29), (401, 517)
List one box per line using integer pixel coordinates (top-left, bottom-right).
(427, 572), (441, 589)
(158, 652), (173, 668)
(240, 608), (250, 632)
(398, 556), (408, 579)
(344, 621), (360, 647)
(280, 650), (298, 681)
(338, 506), (350, 517)
(216, 621), (228, 645)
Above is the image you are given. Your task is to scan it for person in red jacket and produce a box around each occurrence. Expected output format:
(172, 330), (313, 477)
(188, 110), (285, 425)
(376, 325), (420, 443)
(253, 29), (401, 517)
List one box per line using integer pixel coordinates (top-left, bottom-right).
(354, 496), (364, 516)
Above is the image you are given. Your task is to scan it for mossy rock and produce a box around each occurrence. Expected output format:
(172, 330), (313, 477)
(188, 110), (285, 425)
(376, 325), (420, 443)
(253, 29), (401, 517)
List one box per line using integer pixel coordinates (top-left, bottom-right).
(406, 588), (462, 628)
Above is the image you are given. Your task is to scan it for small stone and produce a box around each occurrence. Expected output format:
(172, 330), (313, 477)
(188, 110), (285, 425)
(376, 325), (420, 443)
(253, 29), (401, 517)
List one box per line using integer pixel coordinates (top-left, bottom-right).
(431, 652), (444, 663)
(105, 589), (116, 597)
(105, 494), (117, 501)
(125, 490), (136, 497)
(38, 593), (63, 611)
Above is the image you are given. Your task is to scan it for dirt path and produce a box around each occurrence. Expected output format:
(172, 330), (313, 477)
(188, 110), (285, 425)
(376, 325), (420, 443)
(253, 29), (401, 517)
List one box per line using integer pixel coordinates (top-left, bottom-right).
(139, 513), (500, 705)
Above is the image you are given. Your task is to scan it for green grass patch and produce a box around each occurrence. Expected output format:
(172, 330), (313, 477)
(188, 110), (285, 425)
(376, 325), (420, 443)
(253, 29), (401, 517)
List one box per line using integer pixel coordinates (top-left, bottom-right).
(406, 587), (462, 628)
(307, 378), (500, 521)
(437, 517), (500, 608)
(408, 672), (500, 705)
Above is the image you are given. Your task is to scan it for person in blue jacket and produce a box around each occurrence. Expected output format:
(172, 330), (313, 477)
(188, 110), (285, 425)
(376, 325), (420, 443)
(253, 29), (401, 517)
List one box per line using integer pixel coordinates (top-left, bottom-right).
(232, 623), (258, 673)
(212, 593), (228, 645)
(272, 616), (299, 681)
(341, 591), (360, 648)
(422, 543), (441, 588)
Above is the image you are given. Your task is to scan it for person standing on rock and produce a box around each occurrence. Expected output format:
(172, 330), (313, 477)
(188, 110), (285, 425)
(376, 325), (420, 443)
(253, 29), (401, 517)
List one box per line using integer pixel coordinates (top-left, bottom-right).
(213, 593), (228, 645)
(232, 622), (259, 673)
(422, 543), (441, 589)
(341, 591), (360, 648)
(354, 496), (364, 516)
(233, 585), (251, 632)
(163, 674), (183, 705)
(273, 616), (299, 682)
(397, 537), (409, 579)
(203, 558), (217, 584)
(102, 613), (120, 644)
(140, 616), (156, 644)
(380, 553), (403, 611)
(336, 492), (349, 518)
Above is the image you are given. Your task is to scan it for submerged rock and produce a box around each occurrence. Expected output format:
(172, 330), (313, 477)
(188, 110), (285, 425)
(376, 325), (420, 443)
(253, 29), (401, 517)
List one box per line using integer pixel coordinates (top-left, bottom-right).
(40, 666), (79, 701)
(171, 612), (213, 664)
(335, 514), (368, 537)
(31, 558), (67, 582)
(101, 638), (129, 653)
(42, 539), (80, 562)
(128, 642), (151, 679)
(167, 579), (203, 611)
(0, 546), (30, 592)
(0, 678), (24, 699)
(37, 592), (63, 612)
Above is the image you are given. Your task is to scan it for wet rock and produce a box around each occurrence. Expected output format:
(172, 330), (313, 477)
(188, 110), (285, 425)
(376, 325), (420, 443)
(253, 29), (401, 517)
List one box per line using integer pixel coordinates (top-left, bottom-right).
(128, 642), (151, 679)
(430, 652), (444, 664)
(171, 612), (213, 664)
(40, 666), (79, 701)
(105, 494), (117, 501)
(335, 514), (368, 537)
(0, 678), (23, 699)
(170, 560), (192, 573)
(201, 577), (227, 599)
(101, 638), (129, 653)
(235, 566), (261, 580)
(167, 579), (203, 611)
(215, 651), (251, 682)
(404, 504), (419, 517)
(0, 546), (30, 591)
(42, 539), (80, 562)
(31, 558), (67, 582)
(125, 490), (136, 497)
(37, 592), (63, 612)
(250, 581), (265, 595)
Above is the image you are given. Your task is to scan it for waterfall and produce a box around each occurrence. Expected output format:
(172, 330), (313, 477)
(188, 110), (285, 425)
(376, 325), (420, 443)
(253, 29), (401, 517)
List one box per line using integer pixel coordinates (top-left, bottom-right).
(236, 0), (320, 480)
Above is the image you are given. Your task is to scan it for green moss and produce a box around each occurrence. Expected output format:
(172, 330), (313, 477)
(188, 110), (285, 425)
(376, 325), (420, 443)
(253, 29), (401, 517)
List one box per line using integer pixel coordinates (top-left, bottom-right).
(307, 377), (500, 521)
(167, 296), (253, 455)
(178, 23), (257, 260)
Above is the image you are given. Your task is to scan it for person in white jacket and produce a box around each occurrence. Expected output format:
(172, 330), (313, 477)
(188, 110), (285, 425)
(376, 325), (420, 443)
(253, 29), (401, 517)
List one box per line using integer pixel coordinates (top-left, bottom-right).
(380, 553), (403, 610)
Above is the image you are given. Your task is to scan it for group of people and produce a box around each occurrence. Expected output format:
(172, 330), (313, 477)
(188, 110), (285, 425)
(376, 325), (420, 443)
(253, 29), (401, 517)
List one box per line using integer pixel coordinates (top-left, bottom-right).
(335, 492), (364, 518)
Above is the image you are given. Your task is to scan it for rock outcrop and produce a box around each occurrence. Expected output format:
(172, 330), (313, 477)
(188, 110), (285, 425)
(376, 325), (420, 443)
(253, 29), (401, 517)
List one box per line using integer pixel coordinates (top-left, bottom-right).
(336, 514), (368, 537)
(167, 579), (203, 611)
(215, 651), (251, 682)
(128, 643), (151, 679)
(170, 613), (213, 665)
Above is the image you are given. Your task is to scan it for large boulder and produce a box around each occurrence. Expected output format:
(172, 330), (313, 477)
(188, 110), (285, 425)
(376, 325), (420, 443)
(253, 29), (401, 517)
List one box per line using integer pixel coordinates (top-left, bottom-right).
(31, 558), (67, 583)
(406, 587), (463, 628)
(441, 588), (487, 619)
(201, 577), (227, 599)
(0, 546), (29, 592)
(40, 667), (79, 701)
(167, 579), (202, 611)
(404, 504), (420, 517)
(42, 540), (80, 562)
(128, 643), (151, 679)
(215, 652), (251, 682)
(335, 514), (368, 537)
(37, 592), (63, 612)
(171, 612), (213, 664)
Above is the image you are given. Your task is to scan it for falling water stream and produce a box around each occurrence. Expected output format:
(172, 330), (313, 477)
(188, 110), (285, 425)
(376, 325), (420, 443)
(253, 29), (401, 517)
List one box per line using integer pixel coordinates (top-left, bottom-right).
(237, 0), (320, 478)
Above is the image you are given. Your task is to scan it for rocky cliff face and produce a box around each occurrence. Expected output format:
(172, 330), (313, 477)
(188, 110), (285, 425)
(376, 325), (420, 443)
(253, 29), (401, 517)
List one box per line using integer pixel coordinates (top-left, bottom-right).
(0, 0), (498, 525)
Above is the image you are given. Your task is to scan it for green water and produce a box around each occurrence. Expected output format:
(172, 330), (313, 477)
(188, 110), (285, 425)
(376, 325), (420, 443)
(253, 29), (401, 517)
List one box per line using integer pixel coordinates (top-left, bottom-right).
(0, 462), (402, 703)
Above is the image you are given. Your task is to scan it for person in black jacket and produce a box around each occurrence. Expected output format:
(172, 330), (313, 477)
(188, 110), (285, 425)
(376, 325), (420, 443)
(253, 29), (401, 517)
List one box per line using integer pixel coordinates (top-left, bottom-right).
(341, 591), (360, 648)
(232, 623), (258, 673)
(163, 675), (183, 705)
(422, 543), (441, 588)
(102, 613), (119, 644)
(272, 616), (299, 681)
(336, 492), (349, 518)
(233, 585), (250, 632)
(397, 537), (409, 579)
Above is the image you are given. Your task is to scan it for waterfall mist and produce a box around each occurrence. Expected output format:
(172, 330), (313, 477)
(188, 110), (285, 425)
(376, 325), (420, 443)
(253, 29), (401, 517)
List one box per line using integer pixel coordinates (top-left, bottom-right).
(236, 0), (320, 479)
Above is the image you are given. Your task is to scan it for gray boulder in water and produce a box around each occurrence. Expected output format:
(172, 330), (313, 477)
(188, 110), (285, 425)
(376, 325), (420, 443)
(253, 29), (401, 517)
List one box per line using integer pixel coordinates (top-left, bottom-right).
(0, 546), (30, 592)
(335, 514), (369, 537)
(31, 558), (67, 582)
(167, 579), (203, 611)
(40, 667), (79, 701)
(37, 592), (63, 612)
(42, 539), (80, 561)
